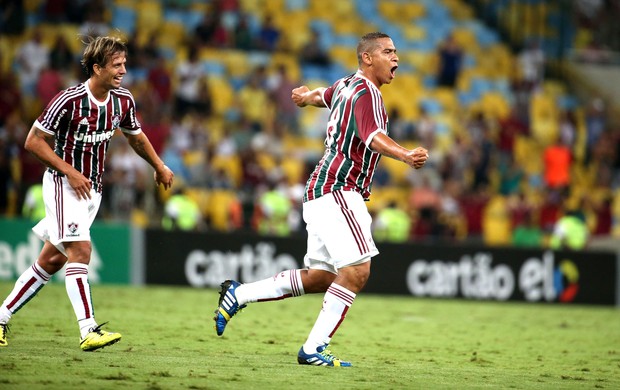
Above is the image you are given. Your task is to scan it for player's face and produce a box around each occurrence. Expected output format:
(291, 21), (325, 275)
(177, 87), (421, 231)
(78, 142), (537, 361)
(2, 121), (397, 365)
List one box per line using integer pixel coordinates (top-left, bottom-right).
(370, 38), (398, 86)
(100, 51), (127, 89)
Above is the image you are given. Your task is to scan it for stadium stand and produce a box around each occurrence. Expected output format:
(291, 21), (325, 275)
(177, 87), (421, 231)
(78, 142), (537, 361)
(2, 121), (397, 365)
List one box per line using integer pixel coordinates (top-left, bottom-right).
(1, 0), (618, 248)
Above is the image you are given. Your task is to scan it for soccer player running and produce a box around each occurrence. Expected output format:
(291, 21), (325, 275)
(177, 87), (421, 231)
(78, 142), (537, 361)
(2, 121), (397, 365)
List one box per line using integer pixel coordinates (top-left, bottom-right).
(0, 36), (174, 351)
(214, 32), (429, 366)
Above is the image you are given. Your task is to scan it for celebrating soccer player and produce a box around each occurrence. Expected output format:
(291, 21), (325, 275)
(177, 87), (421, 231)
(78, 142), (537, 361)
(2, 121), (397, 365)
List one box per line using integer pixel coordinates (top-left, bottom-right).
(213, 32), (428, 366)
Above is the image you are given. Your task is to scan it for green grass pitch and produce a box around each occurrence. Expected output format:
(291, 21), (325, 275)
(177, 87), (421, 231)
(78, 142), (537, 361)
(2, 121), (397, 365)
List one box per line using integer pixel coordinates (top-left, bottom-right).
(0, 281), (619, 389)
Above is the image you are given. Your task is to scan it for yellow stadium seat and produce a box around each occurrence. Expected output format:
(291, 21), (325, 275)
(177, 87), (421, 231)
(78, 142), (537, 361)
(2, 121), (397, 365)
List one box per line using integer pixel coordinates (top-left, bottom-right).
(136, 0), (163, 32)
(451, 27), (478, 51)
(207, 77), (234, 117)
(367, 186), (409, 214)
(378, 1), (400, 21)
(481, 92), (510, 120)
(281, 158), (305, 185)
(482, 195), (512, 245)
(380, 156), (409, 186)
(402, 2), (426, 19)
(329, 46), (358, 70)
(185, 187), (211, 215)
(158, 21), (186, 50)
(206, 189), (241, 231)
(256, 152), (276, 173)
(210, 155), (242, 187)
(402, 25), (426, 42)
(433, 87), (458, 113)
(222, 50), (252, 78)
(513, 135), (544, 176)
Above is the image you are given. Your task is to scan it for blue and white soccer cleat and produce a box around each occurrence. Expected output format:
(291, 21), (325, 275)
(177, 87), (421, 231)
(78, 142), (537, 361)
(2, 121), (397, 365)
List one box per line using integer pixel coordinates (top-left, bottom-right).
(297, 344), (352, 367)
(214, 280), (246, 336)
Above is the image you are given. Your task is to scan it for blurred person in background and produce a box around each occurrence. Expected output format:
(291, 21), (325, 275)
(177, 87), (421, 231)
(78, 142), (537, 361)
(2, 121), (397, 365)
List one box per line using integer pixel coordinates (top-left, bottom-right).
(254, 178), (293, 237)
(21, 183), (45, 221)
(543, 134), (572, 194)
(549, 209), (589, 250)
(49, 33), (76, 71)
(517, 39), (545, 93)
(267, 64), (301, 135)
(212, 32), (429, 367)
(0, 112), (30, 216)
(0, 0), (26, 36)
(512, 209), (543, 248)
(373, 200), (411, 243)
(256, 14), (281, 52)
(162, 186), (203, 231)
(15, 28), (49, 97)
(78, 0), (109, 38)
(0, 36), (174, 351)
(174, 45), (210, 118)
(436, 33), (463, 88)
(300, 28), (331, 67)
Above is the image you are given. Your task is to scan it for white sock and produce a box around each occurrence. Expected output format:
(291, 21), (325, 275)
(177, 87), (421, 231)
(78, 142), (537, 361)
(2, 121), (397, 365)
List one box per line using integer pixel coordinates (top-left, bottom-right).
(65, 263), (97, 338)
(302, 283), (355, 354)
(0, 263), (51, 324)
(235, 270), (305, 306)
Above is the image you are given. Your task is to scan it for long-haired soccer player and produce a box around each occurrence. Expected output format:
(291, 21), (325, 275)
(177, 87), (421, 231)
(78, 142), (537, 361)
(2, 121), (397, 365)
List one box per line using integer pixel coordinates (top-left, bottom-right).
(0, 35), (174, 351)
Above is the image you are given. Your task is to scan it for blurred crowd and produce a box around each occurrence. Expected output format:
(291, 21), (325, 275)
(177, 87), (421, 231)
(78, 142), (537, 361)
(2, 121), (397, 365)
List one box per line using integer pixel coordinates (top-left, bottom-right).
(1, 0), (620, 250)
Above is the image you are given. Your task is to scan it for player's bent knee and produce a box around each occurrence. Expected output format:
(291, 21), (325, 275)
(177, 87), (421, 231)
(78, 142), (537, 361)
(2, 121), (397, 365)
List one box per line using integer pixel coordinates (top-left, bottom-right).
(303, 269), (336, 293)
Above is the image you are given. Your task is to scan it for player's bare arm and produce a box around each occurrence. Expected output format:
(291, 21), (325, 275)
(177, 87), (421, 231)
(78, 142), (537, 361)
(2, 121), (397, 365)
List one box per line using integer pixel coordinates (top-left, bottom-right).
(291, 86), (327, 107)
(124, 131), (174, 189)
(370, 132), (428, 169)
(24, 126), (93, 199)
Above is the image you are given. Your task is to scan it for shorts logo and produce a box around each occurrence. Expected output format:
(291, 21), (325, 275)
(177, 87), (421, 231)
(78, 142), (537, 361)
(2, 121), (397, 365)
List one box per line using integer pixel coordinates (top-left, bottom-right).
(68, 222), (79, 234)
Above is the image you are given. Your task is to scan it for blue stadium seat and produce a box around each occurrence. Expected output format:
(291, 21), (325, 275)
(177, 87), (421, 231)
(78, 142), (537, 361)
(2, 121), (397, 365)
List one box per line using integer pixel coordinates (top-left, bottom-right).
(202, 61), (226, 77)
(164, 8), (203, 34)
(286, 0), (308, 11)
(111, 6), (137, 35)
(301, 64), (329, 82)
(420, 98), (443, 115)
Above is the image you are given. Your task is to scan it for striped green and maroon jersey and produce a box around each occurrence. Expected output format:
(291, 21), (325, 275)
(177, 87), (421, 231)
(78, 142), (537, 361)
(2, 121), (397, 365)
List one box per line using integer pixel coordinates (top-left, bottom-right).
(304, 71), (388, 202)
(34, 81), (142, 192)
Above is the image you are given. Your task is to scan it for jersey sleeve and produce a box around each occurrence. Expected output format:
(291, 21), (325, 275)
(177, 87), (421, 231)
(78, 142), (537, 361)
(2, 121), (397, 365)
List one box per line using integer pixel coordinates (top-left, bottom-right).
(353, 90), (387, 147)
(119, 91), (142, 135)
(322, 82), (338, 109)
(34, 90), (70, 135)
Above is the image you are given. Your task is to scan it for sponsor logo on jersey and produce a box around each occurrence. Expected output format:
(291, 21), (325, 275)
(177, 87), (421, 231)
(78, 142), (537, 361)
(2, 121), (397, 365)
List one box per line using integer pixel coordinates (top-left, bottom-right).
(52, 109), (68, 130)
(73, 116), (117, 143)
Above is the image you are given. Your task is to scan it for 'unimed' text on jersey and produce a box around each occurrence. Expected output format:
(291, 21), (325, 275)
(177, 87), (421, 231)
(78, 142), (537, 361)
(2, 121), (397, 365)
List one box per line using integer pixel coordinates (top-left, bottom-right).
(35, 81), (142, 192)
(304, 71), (388, 202)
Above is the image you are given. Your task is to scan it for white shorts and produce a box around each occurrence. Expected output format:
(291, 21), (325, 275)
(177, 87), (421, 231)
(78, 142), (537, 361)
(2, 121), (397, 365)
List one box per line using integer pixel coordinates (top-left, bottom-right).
(32, 171), (102, 254)
(302, 190), (378, 273)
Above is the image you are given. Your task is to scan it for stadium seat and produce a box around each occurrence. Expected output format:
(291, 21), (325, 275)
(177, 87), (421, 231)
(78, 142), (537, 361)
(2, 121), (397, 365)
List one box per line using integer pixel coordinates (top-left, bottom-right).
(207, 77), (235, 118)
(367, 186), (409, 214)
(210, 155), (243, 188)
(482, 195), (512, 245)
(111, 5), (137, 35)
(136, 0), (163, 32)
(281, 157), (305, 185)
(205, 189), (242, 231)
(158, 21), (186, 51)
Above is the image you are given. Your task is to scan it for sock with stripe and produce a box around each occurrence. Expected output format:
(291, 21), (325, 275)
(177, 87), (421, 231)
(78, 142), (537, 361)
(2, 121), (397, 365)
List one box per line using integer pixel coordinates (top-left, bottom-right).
(302, 283), (355, 354)
(235, 270), (305, 306)
(0, 263), (51, 324)
(65, 263), (97, 338)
